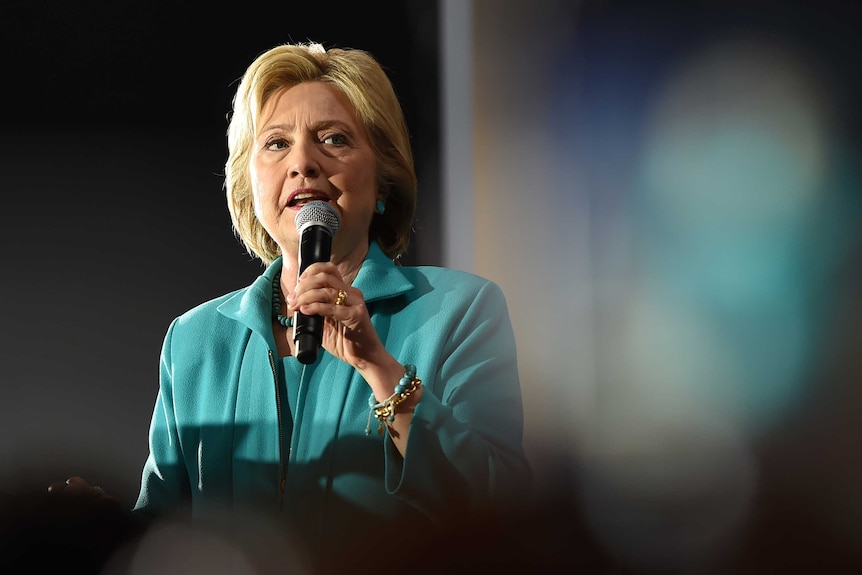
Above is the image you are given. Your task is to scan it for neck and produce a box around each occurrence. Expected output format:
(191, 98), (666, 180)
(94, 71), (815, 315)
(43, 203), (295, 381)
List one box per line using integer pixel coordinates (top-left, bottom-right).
(278, 241), (369, 292)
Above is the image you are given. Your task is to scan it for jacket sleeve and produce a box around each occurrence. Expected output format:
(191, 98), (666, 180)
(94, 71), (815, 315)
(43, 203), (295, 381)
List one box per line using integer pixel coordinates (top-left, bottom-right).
(133, 318), (191, 517)
(384, 279), (532, 524)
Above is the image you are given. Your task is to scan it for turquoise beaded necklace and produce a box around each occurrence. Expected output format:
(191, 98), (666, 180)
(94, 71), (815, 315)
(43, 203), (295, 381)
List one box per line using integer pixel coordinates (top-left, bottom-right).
(272, 271), (293, 327)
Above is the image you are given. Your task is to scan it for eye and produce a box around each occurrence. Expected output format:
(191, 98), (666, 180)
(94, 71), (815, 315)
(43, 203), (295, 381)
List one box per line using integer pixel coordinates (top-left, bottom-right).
(264, 137), (289, 151)
(322, 133), (349, 146)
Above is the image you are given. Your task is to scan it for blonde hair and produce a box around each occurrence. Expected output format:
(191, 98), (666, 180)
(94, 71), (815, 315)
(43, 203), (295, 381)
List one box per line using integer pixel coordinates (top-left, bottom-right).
(225, 42), (417, 264)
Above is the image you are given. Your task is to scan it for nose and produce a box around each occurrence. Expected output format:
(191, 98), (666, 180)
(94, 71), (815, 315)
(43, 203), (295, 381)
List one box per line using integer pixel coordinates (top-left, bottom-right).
(289, 138), (320, 178)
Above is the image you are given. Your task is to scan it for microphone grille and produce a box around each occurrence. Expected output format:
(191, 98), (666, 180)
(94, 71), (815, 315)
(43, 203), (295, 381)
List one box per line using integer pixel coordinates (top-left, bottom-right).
(294, 201), (340, 235)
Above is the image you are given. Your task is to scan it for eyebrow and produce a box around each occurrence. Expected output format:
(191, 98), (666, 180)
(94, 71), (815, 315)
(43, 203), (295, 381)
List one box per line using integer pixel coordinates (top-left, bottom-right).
(259, 119), (356, 135)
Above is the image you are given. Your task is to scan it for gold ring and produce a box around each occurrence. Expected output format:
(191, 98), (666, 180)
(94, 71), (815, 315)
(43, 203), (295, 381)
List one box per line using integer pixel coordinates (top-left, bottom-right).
(334, 289), (347, 306)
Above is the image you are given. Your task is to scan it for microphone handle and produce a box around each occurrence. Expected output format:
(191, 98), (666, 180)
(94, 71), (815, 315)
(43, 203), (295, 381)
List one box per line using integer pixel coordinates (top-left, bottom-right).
(294, 225), (333, 364)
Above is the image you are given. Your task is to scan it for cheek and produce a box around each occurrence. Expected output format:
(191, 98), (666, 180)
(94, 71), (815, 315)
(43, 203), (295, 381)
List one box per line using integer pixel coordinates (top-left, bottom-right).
(250, 179), (264, 218)
(355, 165), (381, 202)
(249, 161), (269, 219)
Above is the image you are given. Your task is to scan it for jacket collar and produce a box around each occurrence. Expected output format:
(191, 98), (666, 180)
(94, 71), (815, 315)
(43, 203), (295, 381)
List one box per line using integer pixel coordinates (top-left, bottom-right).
(352, 241), (414, 303)
(217, 241), (414, 337)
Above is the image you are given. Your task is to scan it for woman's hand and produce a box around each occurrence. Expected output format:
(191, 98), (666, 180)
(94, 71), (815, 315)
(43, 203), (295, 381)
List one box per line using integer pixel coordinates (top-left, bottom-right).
(287, 261), (422, 453)
(287, 261), (390, 371)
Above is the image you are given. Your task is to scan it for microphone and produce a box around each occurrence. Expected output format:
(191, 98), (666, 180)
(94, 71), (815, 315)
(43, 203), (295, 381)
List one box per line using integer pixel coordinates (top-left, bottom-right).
(293, 200), (340, 364)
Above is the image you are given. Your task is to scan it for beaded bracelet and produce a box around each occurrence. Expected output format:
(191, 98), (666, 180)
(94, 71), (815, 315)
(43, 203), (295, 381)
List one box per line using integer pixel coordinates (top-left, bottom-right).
(365, 364), (423, 436)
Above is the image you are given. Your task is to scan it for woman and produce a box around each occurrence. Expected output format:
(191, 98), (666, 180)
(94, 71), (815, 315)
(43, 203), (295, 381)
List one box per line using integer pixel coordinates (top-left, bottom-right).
(54, 42), (531, 572)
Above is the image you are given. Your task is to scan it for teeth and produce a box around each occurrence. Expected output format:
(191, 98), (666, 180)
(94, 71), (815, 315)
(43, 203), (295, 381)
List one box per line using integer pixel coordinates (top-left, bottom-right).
(291, 192), (325, 206)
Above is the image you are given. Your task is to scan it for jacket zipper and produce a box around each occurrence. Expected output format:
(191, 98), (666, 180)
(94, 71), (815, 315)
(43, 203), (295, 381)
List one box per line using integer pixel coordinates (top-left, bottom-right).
(268, 349), (287, 510)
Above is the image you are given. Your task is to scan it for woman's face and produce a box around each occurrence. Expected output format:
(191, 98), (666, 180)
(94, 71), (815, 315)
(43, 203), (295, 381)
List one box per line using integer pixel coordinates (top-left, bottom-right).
(250, 81), (380, 264)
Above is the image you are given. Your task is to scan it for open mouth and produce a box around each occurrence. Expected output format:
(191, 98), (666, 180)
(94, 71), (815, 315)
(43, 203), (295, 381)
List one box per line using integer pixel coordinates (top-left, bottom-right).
(288, 191), (330, 208)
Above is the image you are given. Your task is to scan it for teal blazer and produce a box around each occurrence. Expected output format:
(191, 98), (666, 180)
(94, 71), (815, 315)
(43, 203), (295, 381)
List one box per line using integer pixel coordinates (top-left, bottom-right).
(134, 242), (530, 563)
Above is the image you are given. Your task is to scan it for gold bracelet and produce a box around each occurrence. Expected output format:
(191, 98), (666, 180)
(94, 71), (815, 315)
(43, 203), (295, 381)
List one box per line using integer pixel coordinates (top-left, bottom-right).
(365, 365), (422, 436)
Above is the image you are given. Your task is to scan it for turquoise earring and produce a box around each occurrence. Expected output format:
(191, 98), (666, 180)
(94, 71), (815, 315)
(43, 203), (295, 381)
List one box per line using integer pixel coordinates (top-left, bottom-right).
(375, 200), (386, 214)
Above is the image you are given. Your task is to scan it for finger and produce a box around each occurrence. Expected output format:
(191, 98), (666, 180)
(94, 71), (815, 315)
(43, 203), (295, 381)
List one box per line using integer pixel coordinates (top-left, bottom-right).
(297, 261), (338, 280)
(296, 271), (338, 295)
(333, 288), (348, 307)
(291, 283), (344, 311)
(47, 478), (100, 498)
(65, 476), (90, 487)
(63, 477), (90, 495)
(63, 476), (96, 496)
(47, 480), (68, 494)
